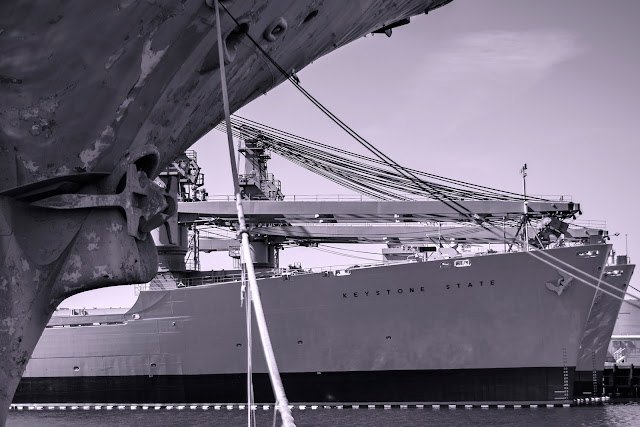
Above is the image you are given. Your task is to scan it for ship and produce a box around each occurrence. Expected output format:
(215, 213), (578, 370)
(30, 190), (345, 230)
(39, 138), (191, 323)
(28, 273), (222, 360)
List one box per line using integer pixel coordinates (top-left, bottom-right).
(0, 1), (457, 422)
(607, 273), (640, 367)
(15, 243), (611, 405)
(12, 127), (623, 406)
(2, 0), (631, 416)
(574, 261), (636, 397)
(587, 256), (640, 398)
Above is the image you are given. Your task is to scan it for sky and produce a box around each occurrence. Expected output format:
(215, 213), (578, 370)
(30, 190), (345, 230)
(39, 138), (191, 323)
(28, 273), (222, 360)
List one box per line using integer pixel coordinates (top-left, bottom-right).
(63, 0), (640, 308)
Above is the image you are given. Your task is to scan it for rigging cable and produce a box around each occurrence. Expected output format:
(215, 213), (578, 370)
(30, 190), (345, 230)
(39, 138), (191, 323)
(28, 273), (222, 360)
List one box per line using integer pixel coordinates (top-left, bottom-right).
(225, 116), (549, 202)
(223, 120), (638, 306)
(217, 2), (528, 211)
(311, 246), (381, 262)
(218, 118), (538, 202)
(321, 244), (389, 256)
(216, 2), (638, 308)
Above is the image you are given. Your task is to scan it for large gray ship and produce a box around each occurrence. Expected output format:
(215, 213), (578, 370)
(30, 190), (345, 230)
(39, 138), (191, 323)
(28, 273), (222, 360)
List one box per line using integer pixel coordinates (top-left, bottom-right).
(574, 262), (636, 397)
(12, 130), (623, 406)
(16, 243), (610, 405)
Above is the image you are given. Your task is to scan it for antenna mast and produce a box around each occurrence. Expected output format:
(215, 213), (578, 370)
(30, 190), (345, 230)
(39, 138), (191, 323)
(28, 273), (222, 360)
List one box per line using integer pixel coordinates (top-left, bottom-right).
(521, 163), (528, 251)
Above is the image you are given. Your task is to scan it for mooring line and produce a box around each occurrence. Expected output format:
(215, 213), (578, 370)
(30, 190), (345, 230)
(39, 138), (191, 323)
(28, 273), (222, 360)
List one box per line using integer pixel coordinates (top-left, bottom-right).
(213, 1), (295, 425)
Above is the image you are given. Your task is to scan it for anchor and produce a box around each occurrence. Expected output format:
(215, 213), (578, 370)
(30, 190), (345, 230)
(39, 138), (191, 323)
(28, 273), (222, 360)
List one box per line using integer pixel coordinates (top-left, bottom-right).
(32, 146), (177, 242)
(0, 146), (174, 424)
(546, 271), (575, 296)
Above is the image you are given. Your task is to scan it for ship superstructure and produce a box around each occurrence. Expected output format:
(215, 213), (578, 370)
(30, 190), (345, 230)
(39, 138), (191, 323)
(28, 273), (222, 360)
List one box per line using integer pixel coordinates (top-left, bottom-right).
(574, 260), (636, 397)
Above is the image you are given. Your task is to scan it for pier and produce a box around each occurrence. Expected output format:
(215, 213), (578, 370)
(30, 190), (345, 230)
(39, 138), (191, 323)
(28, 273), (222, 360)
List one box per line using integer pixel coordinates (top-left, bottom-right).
(604, 365), (640, 398)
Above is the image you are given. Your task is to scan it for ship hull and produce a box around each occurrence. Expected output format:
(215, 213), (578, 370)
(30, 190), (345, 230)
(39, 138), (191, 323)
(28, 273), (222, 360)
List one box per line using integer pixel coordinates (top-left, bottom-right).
(16, 245), (609, 405)
(574, 264), (635, 397)
(15, 367), (572, 405)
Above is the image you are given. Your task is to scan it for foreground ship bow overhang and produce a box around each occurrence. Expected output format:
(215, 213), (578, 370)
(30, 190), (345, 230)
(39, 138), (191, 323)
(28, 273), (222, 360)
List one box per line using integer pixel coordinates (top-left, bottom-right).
(0, 0), (454, 423)
(0, 0), (454, 190)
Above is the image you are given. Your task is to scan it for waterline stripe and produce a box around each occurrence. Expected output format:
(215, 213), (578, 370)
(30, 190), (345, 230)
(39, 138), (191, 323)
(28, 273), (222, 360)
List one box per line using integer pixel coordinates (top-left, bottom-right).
(8, 402), (594, 411)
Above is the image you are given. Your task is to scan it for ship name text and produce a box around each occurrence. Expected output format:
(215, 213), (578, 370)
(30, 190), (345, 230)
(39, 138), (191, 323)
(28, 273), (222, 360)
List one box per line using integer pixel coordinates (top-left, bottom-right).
(342, 279), (495, 298)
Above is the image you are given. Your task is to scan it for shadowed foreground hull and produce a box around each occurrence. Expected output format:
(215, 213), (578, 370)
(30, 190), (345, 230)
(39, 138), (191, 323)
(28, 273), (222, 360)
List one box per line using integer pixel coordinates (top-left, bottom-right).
(16, 245), (608, 405)
(0, 1), (456, 422)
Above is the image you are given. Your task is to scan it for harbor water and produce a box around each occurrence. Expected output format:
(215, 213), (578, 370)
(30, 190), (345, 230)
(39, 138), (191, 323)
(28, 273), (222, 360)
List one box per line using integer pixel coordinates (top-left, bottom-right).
(7, 403), (640, 426)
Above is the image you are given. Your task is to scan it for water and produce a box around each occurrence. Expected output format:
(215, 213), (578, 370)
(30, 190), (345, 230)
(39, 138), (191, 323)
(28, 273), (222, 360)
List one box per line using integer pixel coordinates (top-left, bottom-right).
(6, 404), (640, 427)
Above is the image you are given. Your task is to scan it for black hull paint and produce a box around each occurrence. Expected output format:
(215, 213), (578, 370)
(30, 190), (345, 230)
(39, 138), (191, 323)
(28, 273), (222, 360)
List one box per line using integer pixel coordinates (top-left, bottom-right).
(574, 370), (604, 397)
(14, 367), (575, 404)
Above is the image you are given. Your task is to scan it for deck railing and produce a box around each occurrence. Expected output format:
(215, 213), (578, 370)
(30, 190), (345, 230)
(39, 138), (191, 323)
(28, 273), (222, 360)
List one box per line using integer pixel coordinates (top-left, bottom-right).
(203, 193), (573, 202)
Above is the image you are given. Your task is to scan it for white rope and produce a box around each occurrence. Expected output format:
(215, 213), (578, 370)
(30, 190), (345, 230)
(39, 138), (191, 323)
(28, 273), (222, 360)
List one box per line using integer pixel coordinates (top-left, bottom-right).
(205, 21), (638, 310)
(504, 227), (639, 307)
(241, 262), (254, 427)
(479, 218), (640, 307)
(214, 1), (295, 425)
(272, 401), (279, 427)
(526, 248), (640, 309)
(223, 119), (637, 305)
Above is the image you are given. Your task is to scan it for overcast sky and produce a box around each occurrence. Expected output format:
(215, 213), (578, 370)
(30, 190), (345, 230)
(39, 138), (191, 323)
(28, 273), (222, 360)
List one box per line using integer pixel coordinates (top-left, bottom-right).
(64, 0), (640, 308)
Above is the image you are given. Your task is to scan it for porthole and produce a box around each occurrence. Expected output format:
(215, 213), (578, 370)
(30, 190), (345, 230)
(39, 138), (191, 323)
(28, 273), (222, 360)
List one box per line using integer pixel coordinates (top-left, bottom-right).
(73, 366), (80, 372)
(263, 17), (287, 42)
(385, 336), (392, 340)
(303, 10), (318, 23)
(236, 343), (242, 348)
(225, 22), (250, 63)
(133, 153), (159, 178)
(150, 363), (157, 368)
(297, 340), (303, 345)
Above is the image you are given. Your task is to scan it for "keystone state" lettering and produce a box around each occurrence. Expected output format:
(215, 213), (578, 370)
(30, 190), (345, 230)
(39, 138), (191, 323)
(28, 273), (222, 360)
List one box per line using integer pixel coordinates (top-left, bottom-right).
(342, 280), (496, 298)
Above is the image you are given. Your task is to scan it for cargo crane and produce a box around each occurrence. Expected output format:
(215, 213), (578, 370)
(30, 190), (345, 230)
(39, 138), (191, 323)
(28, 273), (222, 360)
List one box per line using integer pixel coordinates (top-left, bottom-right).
(148, 128), (627, 404)
(157, 127), (607, 278)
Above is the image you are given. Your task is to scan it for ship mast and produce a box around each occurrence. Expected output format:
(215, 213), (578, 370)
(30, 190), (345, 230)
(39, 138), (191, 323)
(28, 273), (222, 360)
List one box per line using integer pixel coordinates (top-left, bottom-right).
(521, 163), (529, 251)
